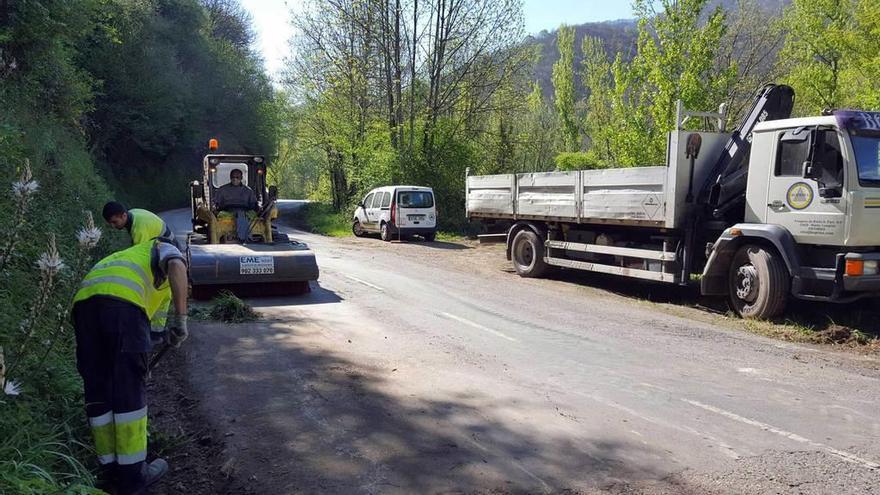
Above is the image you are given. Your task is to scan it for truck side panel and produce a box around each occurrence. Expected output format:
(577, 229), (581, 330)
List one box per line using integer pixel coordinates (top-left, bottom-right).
(466, 174), (515, 218)
(582, 167), (667, 224)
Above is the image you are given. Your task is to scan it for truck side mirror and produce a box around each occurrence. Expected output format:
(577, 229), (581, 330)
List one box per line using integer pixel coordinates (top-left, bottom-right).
(819, 186), (842, 198)
(268, 185), (278, 201)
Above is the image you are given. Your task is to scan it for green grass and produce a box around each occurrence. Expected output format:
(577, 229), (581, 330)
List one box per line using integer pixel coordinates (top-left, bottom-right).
(302, 203), (352, 237)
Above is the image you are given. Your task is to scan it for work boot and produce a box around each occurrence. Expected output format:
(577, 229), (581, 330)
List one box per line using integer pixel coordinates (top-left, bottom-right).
(126, 458), (168, 495)
(95, 463), (117, 494)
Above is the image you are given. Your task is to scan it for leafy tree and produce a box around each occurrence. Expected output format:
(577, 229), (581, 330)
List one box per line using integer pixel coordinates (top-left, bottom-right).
(779, 0), (880, 114)
(552, 25), (578, 151)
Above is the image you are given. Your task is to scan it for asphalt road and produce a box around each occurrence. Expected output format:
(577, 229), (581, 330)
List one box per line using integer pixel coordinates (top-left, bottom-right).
(161, 206), (880, 494)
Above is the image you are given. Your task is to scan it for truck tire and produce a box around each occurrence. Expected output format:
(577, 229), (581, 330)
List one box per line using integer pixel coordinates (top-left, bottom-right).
(380, 222), (392, 242)
(728, 244), (789, 319)
(511, 229), (548, 278)
(423, 232), (436, 242)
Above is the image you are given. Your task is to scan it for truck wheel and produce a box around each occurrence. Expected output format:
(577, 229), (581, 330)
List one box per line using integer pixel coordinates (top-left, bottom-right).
(352, 220), (365, 237)
(728, 244), (789, 319)
(423, 232), (436, 242)
(511, 229), (548, 278)
(380, 222), (392, 242)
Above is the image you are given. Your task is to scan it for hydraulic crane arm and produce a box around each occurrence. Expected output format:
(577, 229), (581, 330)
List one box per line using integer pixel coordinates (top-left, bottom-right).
(698, 84), (795, 219)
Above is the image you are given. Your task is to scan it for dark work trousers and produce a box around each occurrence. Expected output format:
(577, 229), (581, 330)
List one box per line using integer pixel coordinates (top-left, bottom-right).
(73, 296), (151, 494)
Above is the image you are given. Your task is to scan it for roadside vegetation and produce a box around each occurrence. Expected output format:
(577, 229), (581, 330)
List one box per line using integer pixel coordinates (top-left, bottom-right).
(1, 0), (275, 492)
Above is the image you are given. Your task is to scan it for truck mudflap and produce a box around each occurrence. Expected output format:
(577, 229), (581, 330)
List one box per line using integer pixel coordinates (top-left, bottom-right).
(187, 238), (319, 299)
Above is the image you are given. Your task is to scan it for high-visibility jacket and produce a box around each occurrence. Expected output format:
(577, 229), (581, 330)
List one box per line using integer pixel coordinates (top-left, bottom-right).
(128, 208), (172, 245)
(73, 240), (181, 321)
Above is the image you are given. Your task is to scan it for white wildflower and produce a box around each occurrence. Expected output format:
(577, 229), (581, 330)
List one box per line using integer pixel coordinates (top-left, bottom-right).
(3, 380), (21, 396)
(11, 160), (38, 199)
(35, 234), (65, 275)
(77, 211), (102, 248)
(76, 227), (102, 248)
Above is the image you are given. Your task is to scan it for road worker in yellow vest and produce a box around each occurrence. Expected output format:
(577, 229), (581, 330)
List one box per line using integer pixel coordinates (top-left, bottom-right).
(102, 201), (176, 344)
(72, 237), (188, 494)
(102, 201), (175, 246)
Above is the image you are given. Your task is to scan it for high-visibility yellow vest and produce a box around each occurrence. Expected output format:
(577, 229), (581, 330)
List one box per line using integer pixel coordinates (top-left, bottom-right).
(129, 208), (169, 245)
(73, 241), (170, 320)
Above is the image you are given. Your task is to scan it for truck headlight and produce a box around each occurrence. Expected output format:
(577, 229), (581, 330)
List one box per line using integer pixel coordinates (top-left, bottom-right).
(864, 260), (878, 275)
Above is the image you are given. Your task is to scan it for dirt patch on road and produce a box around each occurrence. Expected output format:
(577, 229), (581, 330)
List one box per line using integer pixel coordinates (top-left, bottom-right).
(147, 346), (256, 495)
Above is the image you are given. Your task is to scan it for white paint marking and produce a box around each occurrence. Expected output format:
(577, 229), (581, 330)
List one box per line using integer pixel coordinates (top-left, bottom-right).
(737, 367), (758, 374)
(683, 399), (880, 470)
(344, 274), (385, 292)
(586, 393), (741, 460)
(439, 312), (519, 343)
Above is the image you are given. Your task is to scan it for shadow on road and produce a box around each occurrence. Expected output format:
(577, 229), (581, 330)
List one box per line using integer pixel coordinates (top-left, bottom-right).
(245, 282), (344, 309)
(164, 314), (714, 495)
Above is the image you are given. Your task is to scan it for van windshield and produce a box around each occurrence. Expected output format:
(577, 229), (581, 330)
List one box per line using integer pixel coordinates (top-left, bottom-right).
(850, 135), (880, 187)
(397, 191), (434, 208)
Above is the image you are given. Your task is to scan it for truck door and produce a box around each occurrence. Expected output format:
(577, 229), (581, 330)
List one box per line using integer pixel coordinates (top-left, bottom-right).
(765, 128), (847, 244)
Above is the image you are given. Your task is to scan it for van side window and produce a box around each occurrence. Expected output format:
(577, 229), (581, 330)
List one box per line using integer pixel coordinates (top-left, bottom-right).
(364, 193), (374, 208)
(380, 192), (391, 208)
(776, 131), (811, 177)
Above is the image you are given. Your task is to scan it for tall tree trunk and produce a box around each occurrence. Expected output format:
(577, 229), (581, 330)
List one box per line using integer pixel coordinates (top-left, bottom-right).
(383, 0), (398, 149)
(408, 0), (418, 154)
(394, 0), (403, 149)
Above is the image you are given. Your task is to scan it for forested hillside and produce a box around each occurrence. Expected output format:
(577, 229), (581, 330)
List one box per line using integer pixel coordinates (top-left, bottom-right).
(277, 0), (880, 232)
(0, 1), (275, 492)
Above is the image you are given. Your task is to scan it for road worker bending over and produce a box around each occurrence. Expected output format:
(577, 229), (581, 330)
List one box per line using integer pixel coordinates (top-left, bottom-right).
(102, 201), (176, 345)
(102, 201), (175, 246)
(71, 237), (189, 494)
(213, 168), (257, 241)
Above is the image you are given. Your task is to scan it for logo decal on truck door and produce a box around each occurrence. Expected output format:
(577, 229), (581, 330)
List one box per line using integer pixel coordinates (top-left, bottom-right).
(786, 182), (813, 210)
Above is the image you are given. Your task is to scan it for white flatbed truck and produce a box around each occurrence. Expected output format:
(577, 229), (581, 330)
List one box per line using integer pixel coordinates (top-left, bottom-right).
(466, 84), (880, 319)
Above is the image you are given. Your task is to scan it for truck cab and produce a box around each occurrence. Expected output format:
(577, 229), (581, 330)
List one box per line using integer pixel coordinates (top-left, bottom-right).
(708, 111), (880, 311)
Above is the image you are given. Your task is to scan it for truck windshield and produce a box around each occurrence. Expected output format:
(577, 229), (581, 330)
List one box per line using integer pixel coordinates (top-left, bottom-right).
(850, 135), (880, 187)
(397, 191), (434, 208)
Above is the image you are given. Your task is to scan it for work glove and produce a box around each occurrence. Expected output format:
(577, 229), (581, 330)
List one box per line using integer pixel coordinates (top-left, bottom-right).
(166, 314), (188, 348)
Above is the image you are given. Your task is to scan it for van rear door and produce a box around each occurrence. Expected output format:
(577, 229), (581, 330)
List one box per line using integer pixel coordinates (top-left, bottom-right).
(396, 190), (435, 228)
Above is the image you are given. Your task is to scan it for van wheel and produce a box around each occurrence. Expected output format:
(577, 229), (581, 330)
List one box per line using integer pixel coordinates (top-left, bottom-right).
(728, 244), (789, 319)
(423, 232), (436, 242)
(511, 229), (547, 278)
(352, 220), (365, 237)
(380, 222), (392, 242)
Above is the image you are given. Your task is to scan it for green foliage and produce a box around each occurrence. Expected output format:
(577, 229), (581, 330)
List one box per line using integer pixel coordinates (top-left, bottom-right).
(779, 0), (880, 114)
(81, 0), (277, 210)
(207, 291), (260, 323)
(554, 152), (606, 171)
(580, 0), (734, 167)
(552, 25), (579, 151)
(302, 203), (352, 237)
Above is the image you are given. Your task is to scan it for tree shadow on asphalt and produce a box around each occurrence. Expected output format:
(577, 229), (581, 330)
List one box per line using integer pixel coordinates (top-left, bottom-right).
(172, 313), (716, 495)
(542, 268), (880, 339)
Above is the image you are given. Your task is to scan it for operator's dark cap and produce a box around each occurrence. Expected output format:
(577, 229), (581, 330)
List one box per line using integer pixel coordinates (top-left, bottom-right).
(102, 201), (127, 221)
(230, 169), (243, 178)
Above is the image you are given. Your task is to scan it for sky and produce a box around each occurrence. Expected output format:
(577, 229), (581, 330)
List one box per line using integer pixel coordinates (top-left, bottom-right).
(239, 0), (637, 81)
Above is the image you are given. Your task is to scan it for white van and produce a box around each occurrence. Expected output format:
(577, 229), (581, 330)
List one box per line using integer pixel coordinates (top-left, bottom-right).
(352, 186), (437, 241)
